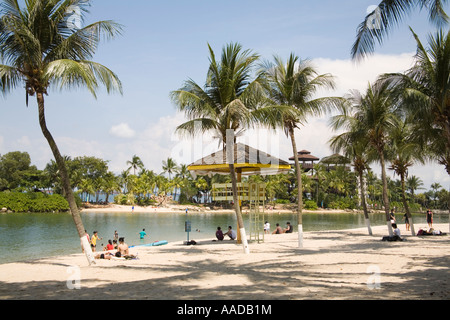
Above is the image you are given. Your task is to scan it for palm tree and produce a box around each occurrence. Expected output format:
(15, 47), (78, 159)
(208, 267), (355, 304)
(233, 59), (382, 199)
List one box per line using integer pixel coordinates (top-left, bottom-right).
(352, 0), (449, 59)
(171, 42), (283, 254)
(259, 53), (343, 247)
(0, 0), (122, 265)
(162, 157), (178, 180)
(335, 82), (400, 235)
(388, 120), (425, 235)
(329, 123), (373, 235)
(430, 182), (443, 208)
(383, 29), (450, 175)
(381, 28), (450, 228)
(101, 172), (120, 204)
(127, 155), (144, 176)
(406, 175), (424, 203)
(78, 178), (95, 203)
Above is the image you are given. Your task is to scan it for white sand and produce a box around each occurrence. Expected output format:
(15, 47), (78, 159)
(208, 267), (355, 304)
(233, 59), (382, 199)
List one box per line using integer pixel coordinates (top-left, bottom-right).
(0, 222), (448, 300)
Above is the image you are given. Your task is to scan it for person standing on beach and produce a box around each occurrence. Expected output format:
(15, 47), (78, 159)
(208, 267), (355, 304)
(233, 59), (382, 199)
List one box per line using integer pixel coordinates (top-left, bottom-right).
(114, 230), (119, 241)
(139, 228), (147, 240)
(264, 221), (271, 234)
(403, 213), (410, 231)
(390, 209), (396, 224)
(90, 231), (102, 252)
(426, 209), (433, 228)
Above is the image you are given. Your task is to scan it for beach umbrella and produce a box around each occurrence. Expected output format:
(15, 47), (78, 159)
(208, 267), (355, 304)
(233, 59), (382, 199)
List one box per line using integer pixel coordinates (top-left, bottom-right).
(188, 143), (291, 178)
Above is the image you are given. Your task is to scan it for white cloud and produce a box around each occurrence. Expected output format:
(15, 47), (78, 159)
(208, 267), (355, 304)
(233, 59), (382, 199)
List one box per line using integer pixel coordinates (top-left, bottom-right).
(313, 52), (415, 96)
(109, 123), (136, 139)
(17, 136), (31, 147)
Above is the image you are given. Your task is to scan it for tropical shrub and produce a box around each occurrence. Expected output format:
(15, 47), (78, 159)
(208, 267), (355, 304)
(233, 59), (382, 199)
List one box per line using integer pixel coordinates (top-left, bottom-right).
(0, 192), (69, 213)
(304, 200), (318, 210)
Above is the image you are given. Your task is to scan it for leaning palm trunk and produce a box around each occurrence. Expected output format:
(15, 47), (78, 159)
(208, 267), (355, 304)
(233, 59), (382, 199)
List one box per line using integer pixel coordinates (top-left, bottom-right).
(379, 151), (393, 236)
(37, 93), (95, 265)
(288, 126), (303, 247)
(358, 170), (372, 235)
(229, 164), (250, 254)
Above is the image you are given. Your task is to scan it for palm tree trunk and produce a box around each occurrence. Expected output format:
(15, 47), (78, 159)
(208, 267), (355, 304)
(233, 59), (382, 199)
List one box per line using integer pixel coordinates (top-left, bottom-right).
(358, 170), (372, 235)
(288, 126), (303, 248)
(379, 150), (393, 236)
(229, 163), (250, 254)
(37, 93), (95, 265)
(400, 174), (415, 236)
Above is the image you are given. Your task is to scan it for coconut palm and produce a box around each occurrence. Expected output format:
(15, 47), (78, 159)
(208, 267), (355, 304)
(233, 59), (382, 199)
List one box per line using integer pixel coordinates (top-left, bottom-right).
(392, 29), (450, 173)
(162, 157), (178, 180)
(329, 122), (374, 235)
(334, 82), (401, 235)
(352, 0), (449, 59)
(170, 43), (287, 253)
(381, 28), (450, 228)
(0, 0), (122, 265)
(259, 53), (343, 247)
(388, 120), (425, 235)
(101, 172), (120, 204)
(406, 175), (424, 203)
(430, 182), (443, 207)
(127, 155), (144, 176)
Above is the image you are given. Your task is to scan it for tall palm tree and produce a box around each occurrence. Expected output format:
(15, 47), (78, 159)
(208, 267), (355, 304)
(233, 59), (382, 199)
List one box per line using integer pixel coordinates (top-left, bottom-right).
(407, 175), (424, 203)
(171, 43), (284, 253)
(430, 182), (443, 207)
(388, 120), (425, 235)
(0, 0), (122, 265)
(335, 82), (400, 235)
(381, 28), (450, 228)
(127, 155), (144, 175)
(162, 157), (178, 180)
(259, 53), (343, 247)
(329, 122), (374, 235)
(352, 0), (449, 59)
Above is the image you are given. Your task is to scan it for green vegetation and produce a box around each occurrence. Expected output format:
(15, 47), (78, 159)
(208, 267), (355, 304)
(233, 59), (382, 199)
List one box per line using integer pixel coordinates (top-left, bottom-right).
(0, 151), (447, 214)
(0, 1), (448, 227)
(0, 191), (69, 213)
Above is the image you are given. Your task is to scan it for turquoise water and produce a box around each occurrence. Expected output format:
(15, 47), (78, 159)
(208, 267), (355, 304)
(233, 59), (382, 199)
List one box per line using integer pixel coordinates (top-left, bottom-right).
(0, 211), (447, 264)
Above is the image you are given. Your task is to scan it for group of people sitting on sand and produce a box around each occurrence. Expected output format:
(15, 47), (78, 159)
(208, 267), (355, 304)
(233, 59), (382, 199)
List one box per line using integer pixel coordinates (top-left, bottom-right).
(214, 222), (293, 241)
(93, 237), (137, 260)
(270, 222), (293, 234)
(215, 226), (237, 241)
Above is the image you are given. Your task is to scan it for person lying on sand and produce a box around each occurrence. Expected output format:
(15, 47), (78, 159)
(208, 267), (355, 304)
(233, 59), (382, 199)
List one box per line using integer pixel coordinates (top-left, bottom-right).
(95, 252), (120, 260)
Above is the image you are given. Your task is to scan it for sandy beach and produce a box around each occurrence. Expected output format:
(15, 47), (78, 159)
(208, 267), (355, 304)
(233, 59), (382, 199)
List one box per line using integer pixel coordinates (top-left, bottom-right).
(0, 220), (448, 301)
(80, 203), (350, 215)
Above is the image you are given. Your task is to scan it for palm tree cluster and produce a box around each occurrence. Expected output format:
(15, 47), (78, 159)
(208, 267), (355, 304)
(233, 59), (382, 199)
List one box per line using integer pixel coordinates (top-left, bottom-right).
(1, 1), (449, 261)
(171, 43), (344, 250)
(331, 26), (450, 235)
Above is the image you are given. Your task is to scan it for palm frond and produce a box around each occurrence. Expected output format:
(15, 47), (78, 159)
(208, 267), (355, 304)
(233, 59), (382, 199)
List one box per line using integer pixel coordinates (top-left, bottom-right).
(351, 0), (449, 60)
(44, 59), (122, 97)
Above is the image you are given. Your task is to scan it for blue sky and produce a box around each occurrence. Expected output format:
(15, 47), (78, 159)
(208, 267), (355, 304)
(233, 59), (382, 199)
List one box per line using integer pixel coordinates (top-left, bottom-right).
(0, 0), (449, 191)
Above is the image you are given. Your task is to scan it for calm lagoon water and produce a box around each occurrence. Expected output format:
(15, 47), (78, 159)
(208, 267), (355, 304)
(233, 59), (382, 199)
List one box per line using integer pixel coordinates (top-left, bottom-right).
(0, 210), (447, 264)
